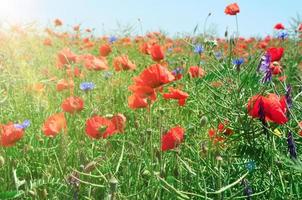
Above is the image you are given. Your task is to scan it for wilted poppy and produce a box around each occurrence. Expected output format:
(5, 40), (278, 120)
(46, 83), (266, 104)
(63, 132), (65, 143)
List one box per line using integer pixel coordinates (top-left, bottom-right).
(42, 112), (67, 137)
(247, 93), (287, 124)
(161, 126), (185, 151)
(224, 3), (240, 15)
(0, 123), (24, 147)
(163, 87), (189, 106)
(61, 96), (84, 113)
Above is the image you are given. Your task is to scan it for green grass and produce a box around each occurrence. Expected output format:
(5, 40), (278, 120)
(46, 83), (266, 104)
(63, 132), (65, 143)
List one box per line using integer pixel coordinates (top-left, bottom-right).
(0, 25), (302, 199)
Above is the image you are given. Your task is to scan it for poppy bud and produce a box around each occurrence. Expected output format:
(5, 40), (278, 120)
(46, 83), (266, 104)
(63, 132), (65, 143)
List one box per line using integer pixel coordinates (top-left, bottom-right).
(200, 142), (208, 156)
(142, 169), (151, 177)
(0, 155), (4, 167)
(216, 155), (223, 161)
(109, 176), (118, 198)
(200, 116), (208, 127)
(147, 128), (152, 135)
(42, 189), (48, 198)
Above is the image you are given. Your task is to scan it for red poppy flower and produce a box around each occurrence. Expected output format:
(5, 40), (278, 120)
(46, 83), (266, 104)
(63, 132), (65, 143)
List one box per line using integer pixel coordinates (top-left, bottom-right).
(128, 85), (157, 101)
(113, 55), (136, 71)
(43, 38), (52, 46)
(110, 114), (127, 133)
(150, 44), (165, 62)
(161, 126), (185, 151)
(42, 112), (67, 137)
(56, 79), (74, 91)
(73, 25), (80, 31)
(224, 3), (240, 15)
(133, 64), (174, 88)
(80, 54), (109, 71)
(270, 62), (282, 75)
(128, 94), (149, 109)
(61, 96), (84, 114)
(188, 66), (205, 78)
(73, 67), (84, 78)
(99, 44), (112, 57)
(298, 24), (302, 32)
(247, 94), (288, 124)
(0, 123), (24, 147)
(85, 116), (116, 139)
(299, 121), (302, 136)
(266, 47), (284, 62)
(139, 42), (151, 55)
(163, 87), (189, 106)
(54, 19), (63, 26)
(56, 48), (77, 68)
(274, 23), (285, 30)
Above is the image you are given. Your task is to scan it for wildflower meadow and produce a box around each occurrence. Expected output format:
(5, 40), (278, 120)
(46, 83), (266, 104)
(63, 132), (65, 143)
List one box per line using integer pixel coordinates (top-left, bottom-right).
(0, 2), (302, 199)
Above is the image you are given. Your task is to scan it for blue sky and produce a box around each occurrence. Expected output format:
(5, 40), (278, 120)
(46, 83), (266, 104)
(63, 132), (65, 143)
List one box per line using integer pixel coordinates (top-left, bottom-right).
(0, 0), (301, 37)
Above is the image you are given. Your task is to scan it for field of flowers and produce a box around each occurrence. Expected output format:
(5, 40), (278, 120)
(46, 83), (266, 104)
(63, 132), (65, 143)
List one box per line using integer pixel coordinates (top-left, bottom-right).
(0, 3), (302, 200)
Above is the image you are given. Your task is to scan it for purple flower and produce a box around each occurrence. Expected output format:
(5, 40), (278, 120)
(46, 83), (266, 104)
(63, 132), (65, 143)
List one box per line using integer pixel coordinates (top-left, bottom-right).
(80, 82), (95, 91)
(286, 84), (293, 109)
(172, 67), (184, 76)
(14, 120), (30, 130)
(241, 179), (252, 200)
(287, 131), (297, 160)
(258, 54), (272, 83)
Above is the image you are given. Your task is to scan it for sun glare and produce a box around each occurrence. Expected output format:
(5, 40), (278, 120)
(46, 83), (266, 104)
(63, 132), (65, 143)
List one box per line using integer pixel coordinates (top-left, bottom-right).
(0, 0), (37, 24)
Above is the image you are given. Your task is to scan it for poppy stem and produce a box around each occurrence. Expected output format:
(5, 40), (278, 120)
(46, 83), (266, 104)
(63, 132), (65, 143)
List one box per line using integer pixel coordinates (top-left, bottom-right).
(235, 15), (239, 39)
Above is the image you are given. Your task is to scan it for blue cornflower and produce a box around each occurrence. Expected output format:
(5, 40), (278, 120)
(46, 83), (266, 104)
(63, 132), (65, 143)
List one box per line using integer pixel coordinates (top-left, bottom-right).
(193, 44), (204, 54)
(109, 36), (117, 43)
(214, 52), (223, 60)
(245, 161), (256, 172)
(258, 54), (272, 83)
(80, 82), (95, 91)
(233, 58), (244, 66)
(14, 120), (30, 130)
(277, 31), (289, 40)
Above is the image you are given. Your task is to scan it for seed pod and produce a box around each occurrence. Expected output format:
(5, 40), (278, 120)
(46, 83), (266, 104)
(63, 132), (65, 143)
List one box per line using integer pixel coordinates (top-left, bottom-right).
(109, 176), (118, 193)
(200, 116), (208, 127)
